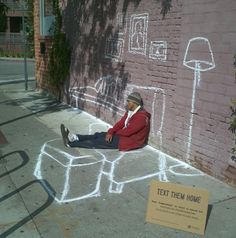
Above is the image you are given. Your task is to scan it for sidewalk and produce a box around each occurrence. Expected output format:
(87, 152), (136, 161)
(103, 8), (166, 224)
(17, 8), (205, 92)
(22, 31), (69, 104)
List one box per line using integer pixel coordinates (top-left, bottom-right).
(0, 57), (35, 62)
(0, 78), (236, 238)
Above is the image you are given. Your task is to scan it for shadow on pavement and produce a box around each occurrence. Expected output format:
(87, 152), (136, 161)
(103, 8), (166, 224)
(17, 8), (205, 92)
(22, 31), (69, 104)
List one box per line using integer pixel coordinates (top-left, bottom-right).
(0, 151), (56, 237)
(0, 103), (70, 126)
(205, 204), (213, 232)
(0, 179), (56, 238)
(0, 151), (29, 179)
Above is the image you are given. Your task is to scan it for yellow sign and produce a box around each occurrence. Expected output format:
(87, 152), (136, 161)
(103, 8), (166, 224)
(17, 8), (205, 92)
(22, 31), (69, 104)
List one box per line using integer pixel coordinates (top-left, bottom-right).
(146, 180), (209, 235)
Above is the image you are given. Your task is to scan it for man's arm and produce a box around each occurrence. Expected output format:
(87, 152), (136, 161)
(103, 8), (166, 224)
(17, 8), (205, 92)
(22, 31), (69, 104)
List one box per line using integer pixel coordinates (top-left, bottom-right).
(116, 114), (149, 137)
(107, 113), (127, 135)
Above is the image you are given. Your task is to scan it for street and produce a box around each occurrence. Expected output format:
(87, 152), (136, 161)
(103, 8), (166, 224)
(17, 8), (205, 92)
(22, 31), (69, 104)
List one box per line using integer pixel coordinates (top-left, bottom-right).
(0, 59), (35, 88)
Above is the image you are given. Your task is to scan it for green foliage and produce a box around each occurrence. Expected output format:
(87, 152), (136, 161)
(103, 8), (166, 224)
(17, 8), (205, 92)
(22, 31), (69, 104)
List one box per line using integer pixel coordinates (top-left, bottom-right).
(48, 0), (71, 97)
(0, 1), (8, 32)
(24, 0), (34, 55)
(229, 56), (236, 159)
(0, 49), (33, 58)
(160, 0), (172, 18)
(229, 100), (236, 134)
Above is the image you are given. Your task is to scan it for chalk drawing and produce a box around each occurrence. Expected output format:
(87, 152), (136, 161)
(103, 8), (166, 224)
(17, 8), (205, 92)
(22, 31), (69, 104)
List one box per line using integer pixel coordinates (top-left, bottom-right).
(34, 139), (105, 203)
(183, 37), (215, 161)
(70, 76), (166, 146)
(104, 13), (127, 62)
(34, 137), (203, 203)
(128, 13), (149, 55)
(105, 38), (124, 62)
(116, 13), (127, 36)
(70, 75), (125, 116)
(126, 84), (166, 146)
(149, 41), (167, 61)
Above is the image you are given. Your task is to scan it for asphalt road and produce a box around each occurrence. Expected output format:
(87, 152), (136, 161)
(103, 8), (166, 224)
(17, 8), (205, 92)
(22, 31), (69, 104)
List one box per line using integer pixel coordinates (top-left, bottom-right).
(0, 58), (35, 87)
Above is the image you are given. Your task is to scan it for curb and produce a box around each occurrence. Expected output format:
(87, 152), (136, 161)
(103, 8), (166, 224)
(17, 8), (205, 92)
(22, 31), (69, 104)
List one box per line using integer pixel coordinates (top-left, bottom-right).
(0, 57), (35, 62)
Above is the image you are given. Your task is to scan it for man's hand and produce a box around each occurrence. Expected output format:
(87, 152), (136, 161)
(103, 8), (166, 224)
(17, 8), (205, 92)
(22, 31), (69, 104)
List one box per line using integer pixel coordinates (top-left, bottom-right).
(105, 133), (113, 143)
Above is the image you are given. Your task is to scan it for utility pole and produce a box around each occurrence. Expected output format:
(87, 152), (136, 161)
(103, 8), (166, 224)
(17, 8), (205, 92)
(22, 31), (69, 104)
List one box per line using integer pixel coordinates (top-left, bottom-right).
(22, 0), (28, 90)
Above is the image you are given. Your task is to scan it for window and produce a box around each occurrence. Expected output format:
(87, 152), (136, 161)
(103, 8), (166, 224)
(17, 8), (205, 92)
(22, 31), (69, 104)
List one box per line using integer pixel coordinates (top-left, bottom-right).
(40, 0), (55, 36)
(10, 17), (22, 33)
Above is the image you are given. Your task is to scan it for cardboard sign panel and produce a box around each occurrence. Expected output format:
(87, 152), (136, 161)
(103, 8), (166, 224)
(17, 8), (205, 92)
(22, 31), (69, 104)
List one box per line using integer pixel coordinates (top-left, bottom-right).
(146, 180), (209, 235)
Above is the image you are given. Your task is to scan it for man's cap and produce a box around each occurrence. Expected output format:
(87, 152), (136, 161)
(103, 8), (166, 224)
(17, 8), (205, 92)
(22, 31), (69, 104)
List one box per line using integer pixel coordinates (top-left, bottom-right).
(127, 92), (143, 105)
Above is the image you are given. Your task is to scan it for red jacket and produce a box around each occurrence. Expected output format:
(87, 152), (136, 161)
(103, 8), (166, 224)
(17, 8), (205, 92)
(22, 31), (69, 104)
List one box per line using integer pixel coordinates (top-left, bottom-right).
(107, 108), (151, 151)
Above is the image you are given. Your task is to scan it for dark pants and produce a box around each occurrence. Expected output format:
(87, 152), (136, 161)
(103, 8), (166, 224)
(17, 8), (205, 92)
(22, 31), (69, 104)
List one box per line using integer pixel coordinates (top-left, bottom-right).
(68, 132), (119, 149)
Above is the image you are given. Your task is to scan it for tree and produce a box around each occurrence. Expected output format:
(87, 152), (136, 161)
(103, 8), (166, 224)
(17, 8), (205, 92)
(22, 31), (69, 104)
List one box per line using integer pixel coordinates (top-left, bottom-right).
(0, 1), (8, 32)
(228, 55), (236, 163)
(48, 0), (71, 101)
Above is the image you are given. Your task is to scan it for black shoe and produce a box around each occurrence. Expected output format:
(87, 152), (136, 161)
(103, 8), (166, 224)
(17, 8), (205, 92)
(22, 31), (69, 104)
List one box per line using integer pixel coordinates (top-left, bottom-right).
(60, 124), (70, 147)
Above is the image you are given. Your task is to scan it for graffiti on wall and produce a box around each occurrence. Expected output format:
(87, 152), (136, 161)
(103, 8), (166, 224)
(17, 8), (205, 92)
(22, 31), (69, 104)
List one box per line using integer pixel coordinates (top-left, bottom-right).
(116, 13), (127, 36)
(149, 41), (167, 61)
(71, 11), (217, 173)
(70, 79), (166, 147)
(33, 18), (218, 205)
(73, 36), (216, 158)
(105, 12), (168, 62)
(105, 38), (124, 62)
(183, 37), (215, 161)
(128, 13), (149, 55)
(105, 13), (127, 62)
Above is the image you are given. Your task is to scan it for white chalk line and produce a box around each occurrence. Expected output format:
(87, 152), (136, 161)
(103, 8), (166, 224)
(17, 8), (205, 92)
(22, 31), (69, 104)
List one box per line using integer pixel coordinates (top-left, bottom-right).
(34, 138), (203, 203)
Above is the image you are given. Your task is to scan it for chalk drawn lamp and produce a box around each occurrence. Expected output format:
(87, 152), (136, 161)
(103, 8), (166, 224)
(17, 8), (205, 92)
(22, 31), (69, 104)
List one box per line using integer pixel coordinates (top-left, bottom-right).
(183, 37), (215, 161)
(183, 37), (215, 70)
(183, 37), (215, 84)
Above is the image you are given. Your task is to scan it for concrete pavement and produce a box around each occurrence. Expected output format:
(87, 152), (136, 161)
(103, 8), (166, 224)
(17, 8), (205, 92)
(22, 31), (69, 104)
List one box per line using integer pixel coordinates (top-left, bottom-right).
(0, 62), (236, 237)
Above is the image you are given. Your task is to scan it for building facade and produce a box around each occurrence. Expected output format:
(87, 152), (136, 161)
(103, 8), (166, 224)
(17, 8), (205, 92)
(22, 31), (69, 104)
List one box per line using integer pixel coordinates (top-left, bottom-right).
(34, 0), (236, 185)
(0, 0), (31, 56)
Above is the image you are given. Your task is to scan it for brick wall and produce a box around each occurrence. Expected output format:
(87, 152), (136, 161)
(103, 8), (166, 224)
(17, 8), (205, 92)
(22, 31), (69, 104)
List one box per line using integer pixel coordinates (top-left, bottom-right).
(34, 0), (236, 185)
(34, 0), (54, 93)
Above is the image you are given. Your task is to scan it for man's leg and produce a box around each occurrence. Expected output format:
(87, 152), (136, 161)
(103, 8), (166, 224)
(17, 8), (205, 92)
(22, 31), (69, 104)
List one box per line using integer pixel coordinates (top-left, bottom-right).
(61, 124), (70, 147)
(69, 132), (119, 149)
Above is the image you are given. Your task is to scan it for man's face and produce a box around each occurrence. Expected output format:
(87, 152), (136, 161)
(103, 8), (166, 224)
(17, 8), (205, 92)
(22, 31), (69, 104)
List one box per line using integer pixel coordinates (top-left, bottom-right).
(126, 100), (136, 111)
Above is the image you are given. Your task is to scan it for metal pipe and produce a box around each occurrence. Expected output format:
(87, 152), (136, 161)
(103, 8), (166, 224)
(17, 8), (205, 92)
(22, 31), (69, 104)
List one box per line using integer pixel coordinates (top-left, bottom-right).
(22, 2), (28, 91)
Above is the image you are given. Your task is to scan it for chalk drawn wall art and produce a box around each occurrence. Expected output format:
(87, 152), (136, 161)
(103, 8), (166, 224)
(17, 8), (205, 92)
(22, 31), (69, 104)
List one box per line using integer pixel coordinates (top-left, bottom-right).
(125, 84), (166, 146)
(105, 13), (170, 62)
(105, 38), (124, 62)
(128, 13), (149, 55)
(183, 37), (215, 161)
(116, 13), (127, 36)
(70, 75), (125, 116)
(149, 41), (167, 61)
(70, 77), (166, 146)
(104, 13), (127, 62)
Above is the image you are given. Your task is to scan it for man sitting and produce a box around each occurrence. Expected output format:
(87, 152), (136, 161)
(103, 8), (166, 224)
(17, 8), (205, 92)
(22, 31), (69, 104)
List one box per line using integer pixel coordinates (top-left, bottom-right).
(60, 92), (151, 151)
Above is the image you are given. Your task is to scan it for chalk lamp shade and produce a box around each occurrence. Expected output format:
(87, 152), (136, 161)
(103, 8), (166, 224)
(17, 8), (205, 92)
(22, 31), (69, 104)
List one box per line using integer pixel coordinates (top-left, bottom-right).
(183, 37), (215, 72)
